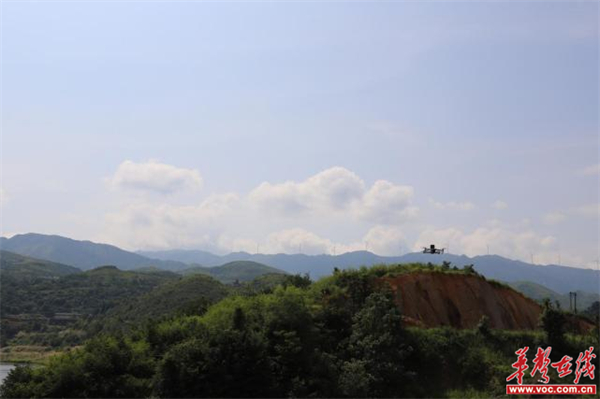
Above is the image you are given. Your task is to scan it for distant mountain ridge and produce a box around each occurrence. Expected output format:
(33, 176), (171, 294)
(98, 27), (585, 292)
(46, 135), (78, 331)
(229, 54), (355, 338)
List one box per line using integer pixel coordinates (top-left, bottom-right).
(142, 250), (600, 294)
(2, 233), (599, 294)
(0, 233), (188, 271)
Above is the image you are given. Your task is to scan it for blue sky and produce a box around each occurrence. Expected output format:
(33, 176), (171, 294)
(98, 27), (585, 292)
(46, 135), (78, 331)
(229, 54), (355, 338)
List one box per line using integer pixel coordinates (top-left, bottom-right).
(1, 1), (598, 268)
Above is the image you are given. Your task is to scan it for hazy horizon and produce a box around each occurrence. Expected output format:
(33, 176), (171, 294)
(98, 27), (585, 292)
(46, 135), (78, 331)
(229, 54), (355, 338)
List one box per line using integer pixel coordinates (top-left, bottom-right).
(2, 231), (599, 271)
(1, 2), (598, 268)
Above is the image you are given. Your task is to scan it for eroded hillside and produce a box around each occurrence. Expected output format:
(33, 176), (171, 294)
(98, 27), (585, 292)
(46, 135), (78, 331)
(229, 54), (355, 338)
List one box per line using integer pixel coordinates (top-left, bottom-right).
(384, 272), (592, 331)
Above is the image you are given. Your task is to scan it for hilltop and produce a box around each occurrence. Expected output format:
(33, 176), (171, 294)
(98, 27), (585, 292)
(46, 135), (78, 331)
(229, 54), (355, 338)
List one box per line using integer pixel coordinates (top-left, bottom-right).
(387, 272), (541, 329)
(322, 263), (594, 332)
(180, 260), (287, 284)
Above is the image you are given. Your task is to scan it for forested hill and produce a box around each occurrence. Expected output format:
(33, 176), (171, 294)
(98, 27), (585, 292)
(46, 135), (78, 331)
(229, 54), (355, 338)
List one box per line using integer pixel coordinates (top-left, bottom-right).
(0, 250), (81, 279)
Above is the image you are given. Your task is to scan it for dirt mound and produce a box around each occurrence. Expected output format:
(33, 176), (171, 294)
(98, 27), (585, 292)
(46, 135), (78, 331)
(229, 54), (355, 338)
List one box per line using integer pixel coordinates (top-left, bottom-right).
(384, 272), (543, 330)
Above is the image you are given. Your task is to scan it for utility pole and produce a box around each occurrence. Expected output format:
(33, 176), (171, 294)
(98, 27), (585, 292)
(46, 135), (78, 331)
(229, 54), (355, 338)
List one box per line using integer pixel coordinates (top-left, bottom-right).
(569, 292), (578, 313)
(569, 292), (573, 312)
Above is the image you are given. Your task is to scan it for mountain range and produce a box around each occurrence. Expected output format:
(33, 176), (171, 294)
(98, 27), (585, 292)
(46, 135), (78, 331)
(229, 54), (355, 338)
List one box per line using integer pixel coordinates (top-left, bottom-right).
(2, 233), (599, 294)
(0, 234), (188, 271)
(140, 248), (600, 294)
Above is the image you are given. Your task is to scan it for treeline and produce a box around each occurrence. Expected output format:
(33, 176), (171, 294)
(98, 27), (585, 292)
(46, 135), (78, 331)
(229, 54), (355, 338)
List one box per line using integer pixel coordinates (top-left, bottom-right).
(2, 265), (599, 398)
(0, 266), (179, 346)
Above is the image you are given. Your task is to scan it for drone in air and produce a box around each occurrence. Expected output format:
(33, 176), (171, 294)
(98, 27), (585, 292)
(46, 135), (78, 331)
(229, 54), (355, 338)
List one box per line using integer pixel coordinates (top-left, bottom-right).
(423, 244), (445, 254)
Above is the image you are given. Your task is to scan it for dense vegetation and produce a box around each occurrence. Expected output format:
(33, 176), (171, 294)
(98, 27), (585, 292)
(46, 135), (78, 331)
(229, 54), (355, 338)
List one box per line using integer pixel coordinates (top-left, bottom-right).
(0, 255), (287, 349)
(0, 251), (80, 280)
(88, 274), (230, 334)
(2, 264), (598, 398)
(1, 265), (180, 346)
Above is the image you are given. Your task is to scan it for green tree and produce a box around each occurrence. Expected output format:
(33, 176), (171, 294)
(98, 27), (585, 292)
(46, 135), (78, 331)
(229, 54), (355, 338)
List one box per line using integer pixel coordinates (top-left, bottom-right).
(156, 329), (271, 398)
(0, 366), (39, 398)
(340, 291), (413, 397)
(539, 299), (566, 350)
(477, 315), (491, 338)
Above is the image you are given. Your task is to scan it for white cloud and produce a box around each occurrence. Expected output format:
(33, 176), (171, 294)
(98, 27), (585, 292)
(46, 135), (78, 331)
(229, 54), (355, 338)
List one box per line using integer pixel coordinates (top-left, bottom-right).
(98, 164), (587, 265)
(101, 193), (239, 250)
(415, 224), (558, 264)
(108, 160), (203, 194)
(265, 228), (336, 255)
(360, 181), (417, 223)
(429, 198), (475, 211)
(413, 227), (464, 253)
(249, 167), (365, 216)
(97, 166), (420, 254)
(491, 200), (508, 210)
(571, 203), (599, 218)
(249, 167), (417, 225)
(542, 211), (567, 225)
(578, 164), (600, 176)
(362, 225), (407, 256)
(245, 225), (407, 256)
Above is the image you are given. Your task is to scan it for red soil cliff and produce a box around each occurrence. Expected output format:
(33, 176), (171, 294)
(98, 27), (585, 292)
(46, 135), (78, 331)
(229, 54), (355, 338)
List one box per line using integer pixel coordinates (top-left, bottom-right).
(384, 272), (543, 330)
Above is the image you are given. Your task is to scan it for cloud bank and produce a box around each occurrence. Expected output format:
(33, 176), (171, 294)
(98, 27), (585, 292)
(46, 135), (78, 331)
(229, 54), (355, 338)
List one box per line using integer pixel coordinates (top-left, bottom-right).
(108, 160), (203, 194)
(101, 165), (416, 254)
(98, 161), (593, 267)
